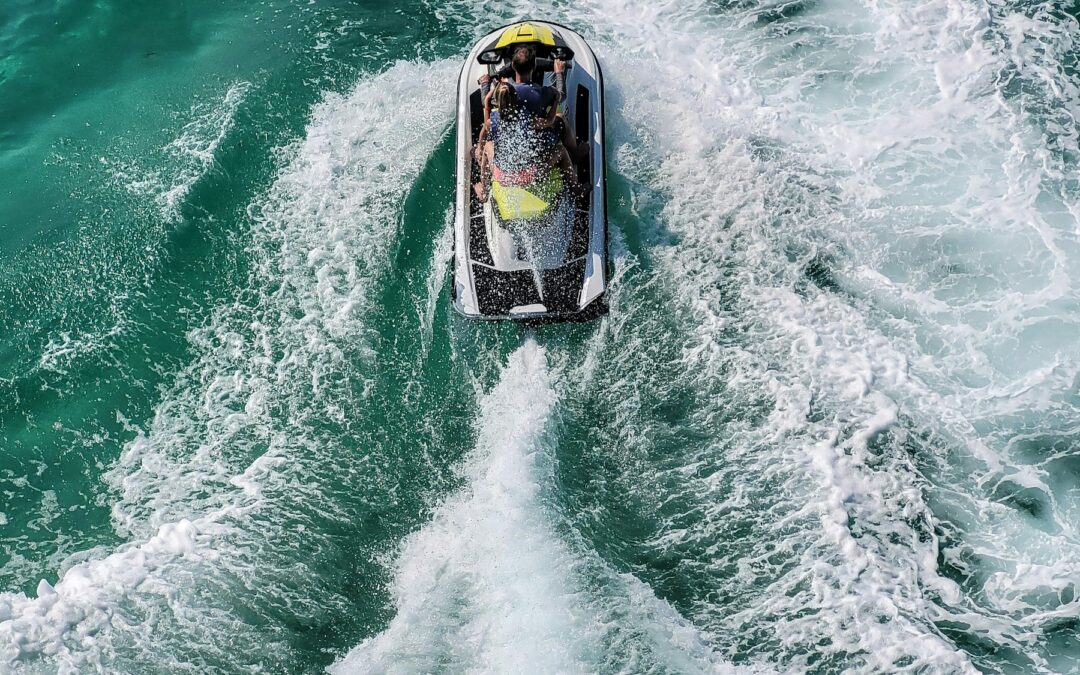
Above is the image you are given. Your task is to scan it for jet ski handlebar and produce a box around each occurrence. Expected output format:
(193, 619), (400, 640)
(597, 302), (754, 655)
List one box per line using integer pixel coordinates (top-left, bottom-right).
(478, 46), (574, 64)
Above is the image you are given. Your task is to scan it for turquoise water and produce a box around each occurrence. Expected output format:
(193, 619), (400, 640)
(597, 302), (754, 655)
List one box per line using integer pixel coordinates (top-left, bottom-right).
(2, 0), (1080, 672)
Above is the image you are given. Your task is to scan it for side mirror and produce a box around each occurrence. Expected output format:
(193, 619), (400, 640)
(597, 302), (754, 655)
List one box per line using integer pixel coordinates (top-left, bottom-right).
(550, 46), (574, 60)
(478, 50), (502, 64)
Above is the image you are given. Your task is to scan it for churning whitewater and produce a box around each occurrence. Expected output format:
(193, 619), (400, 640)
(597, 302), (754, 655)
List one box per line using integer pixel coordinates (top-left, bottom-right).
(1, 0), (1079, 672)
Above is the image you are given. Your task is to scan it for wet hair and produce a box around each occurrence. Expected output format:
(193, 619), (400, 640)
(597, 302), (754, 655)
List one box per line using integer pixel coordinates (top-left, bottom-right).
(512, 45), (536, 77)
(492, 81), (519, 118)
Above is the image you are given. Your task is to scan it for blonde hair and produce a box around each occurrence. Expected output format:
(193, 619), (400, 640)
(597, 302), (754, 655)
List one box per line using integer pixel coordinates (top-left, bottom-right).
(492, 82), (518, 117)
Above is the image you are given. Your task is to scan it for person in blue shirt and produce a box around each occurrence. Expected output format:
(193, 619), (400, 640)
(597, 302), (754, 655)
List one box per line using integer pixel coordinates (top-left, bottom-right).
(473, 80), (578, 203)
(478, 45), (585, 163)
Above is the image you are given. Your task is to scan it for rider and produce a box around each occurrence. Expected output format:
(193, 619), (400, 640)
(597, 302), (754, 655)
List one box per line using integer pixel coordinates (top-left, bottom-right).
(484, 54), (566, 104)
(506, 46), (558, 124)
(479, 45), (584, 162)
(506, 45), (583, 162)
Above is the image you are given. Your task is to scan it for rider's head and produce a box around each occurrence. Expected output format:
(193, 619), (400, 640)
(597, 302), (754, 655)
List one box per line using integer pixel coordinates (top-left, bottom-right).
(511, 45), (536, 78)
(493, 81), (519, 116)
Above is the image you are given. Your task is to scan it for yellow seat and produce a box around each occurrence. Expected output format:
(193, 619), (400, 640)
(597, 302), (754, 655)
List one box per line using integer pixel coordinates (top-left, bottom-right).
(490, 168), (563, 221)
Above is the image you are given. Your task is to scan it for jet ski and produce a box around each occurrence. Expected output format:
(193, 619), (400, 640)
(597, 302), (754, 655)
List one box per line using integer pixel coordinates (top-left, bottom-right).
(452, 21), (608, 321)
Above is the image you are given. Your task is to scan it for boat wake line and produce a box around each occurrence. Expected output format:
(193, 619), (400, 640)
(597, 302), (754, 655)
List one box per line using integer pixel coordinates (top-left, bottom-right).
(332, 339), (749, 675)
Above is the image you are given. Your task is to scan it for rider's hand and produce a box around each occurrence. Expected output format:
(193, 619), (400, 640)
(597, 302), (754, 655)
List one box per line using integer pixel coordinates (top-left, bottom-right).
(554, 59), (565, 73)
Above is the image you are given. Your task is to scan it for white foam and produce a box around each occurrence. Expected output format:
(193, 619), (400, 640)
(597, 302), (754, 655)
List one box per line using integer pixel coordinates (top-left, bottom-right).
(332, 341), (593, 674)
(417, 207), (454, 359)
(106, 57), (456, 537)
(0, 519), (228, 671)
(105, 80), (253, 221)
(452, 0), (1080, 670)
(158, 80), (253, 218)
(26, 80), (256, 379)
(1, 59), (457, 672)
(332, 341), (747, 674)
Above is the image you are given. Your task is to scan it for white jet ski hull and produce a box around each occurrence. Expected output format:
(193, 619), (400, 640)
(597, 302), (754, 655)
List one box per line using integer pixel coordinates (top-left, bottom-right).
(451, 21), (608, 321)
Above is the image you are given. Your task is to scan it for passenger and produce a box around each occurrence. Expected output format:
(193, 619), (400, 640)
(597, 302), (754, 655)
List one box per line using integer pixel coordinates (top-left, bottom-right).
(473, 81), (578, 202)
(509, 46), (586, 162)
(473, 82), (515, 202)
(478, 46), (583, 162)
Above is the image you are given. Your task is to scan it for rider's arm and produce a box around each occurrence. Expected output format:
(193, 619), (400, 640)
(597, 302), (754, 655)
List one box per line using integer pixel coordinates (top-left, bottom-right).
(553, 59), (567, 107)
(482, 85), (495, 126)
(544, 88), (559, 127)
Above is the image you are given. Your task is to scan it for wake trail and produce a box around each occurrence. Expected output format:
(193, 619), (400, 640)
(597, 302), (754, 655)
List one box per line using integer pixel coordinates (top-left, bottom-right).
(439, 0), (1080, 671)
(0, 58), (457, 673)
(331, 341), (588, 673)
(332, 339), (749, 674)
(6, 1), (1080, 672)
(589, 0), (1080, 669)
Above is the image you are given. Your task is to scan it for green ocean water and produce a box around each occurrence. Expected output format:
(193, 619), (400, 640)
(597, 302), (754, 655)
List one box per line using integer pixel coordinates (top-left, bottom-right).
(3, 0), (1080, 672)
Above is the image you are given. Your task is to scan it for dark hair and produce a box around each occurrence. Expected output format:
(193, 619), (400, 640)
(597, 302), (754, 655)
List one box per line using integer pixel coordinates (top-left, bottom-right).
(512, 45), (536, 77)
